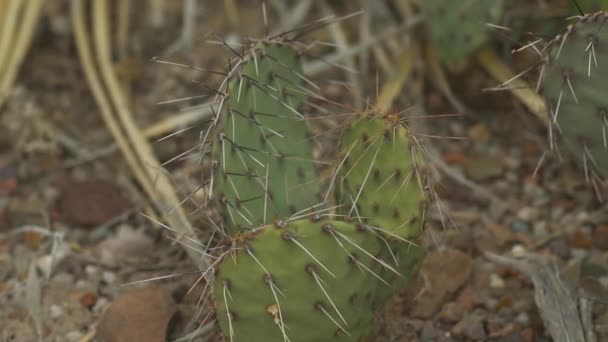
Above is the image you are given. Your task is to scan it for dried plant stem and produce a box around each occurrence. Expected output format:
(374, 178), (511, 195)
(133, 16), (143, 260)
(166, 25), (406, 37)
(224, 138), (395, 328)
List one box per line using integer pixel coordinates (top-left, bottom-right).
(71, 0), (210, 274)
(477, 47), (549, 125)
(0, 0), (44, 109)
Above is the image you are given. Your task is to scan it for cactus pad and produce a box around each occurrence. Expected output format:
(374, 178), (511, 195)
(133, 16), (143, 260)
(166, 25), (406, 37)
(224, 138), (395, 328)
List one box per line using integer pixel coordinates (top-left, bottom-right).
(333, 114), (429, 306)
(334, 114), (428, 239)
(423, 0), (504, 63)
(213, 43), (321, 234)
(214, 219), (391, 342)
(542, 12), (608, 177)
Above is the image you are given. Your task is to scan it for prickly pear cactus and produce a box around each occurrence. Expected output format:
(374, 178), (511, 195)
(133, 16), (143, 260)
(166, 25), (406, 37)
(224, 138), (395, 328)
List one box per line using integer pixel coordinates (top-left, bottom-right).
(423, 0), (504, 63)
(333, 114), (429, 305)
(213, 43), (321, 235)
(334, 114), (428, 239)
(542, 11), (608, 177)
(214, 219), (391, 342)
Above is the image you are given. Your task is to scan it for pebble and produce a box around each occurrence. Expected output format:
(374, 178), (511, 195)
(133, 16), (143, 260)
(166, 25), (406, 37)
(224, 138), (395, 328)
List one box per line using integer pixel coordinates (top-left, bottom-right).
(514, 312), (530, 326)
(516, 207), (540, 222)
(75, 279), (88, 289)
(548, 238), (571, 260)
(490, 273), (506, 289)
(98, 286), (177, 342)
(58, 179), (131, 227)
(511, 245), (527, 257)
(593, 224), (608, 250)
(50, 304), (63, 319)
(65, 331), (84, 341)
(510, 219), (530, 234)
(419, 322), (439, 341)
(102, 271), (116, 284)
(85, 265), (99, 278)
(93, 296), (109, 314)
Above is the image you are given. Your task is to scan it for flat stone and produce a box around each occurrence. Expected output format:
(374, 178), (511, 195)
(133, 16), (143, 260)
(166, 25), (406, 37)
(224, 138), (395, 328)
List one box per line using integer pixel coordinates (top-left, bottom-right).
(98, 286), (177, 342)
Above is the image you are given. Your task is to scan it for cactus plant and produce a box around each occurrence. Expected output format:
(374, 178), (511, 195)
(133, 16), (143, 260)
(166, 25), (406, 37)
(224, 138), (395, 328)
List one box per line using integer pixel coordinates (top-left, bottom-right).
(542, 11), (608, 178)
(332, 113), (429, 305)
(213, 218), (393, 342)
(212, 43), (321, 235)
(423, 0), (505, 63)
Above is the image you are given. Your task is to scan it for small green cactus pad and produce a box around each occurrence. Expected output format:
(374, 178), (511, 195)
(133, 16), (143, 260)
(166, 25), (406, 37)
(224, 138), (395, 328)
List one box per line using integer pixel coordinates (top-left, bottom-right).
(542, 12), (608, 177)
(214, 219), (391, 342)
(333, 115), (428, 239)
(213, 43), (321, 234)
(423, 0), (504, 63)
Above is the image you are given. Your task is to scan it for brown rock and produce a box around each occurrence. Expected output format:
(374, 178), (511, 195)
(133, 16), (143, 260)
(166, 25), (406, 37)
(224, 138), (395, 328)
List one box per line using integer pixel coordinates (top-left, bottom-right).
(411, 249), (473, 318)
(98, 286), (176, 342)
(79, 292), (98, 309)
(467, 123), (491, 143)
(592, 224), (608, 250)
(464, 155), (505, 182)
(568, 229), (593, 249)
(58, 179), (130, 227)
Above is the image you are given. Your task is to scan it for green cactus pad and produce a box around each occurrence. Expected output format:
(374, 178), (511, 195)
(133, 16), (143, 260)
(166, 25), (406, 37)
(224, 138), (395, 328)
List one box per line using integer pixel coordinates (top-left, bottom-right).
(333, 115), (428, 306)
(423, 0), (504, 63)
(214, 219), (391, 342)
(334, 115), (428, 239)
(543, 12), (608, 177)
(213, 43), (321, 234)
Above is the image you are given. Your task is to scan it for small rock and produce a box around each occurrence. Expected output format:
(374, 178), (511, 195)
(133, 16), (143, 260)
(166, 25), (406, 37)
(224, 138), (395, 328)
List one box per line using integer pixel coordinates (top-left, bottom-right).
(514, 312), (530, 326)
(411, 249), (473, 318)
(439, 302), (464, 322)
(548, 238), (571, 260)
(464, 155), (505, 182)
(58, 179), (131, 227)
(593, 224), (608, 250)
(419, 321), (440, 341)
(468, 123), (491, 143)
(50, 304), (63, 319)
(0, 161), (17, 195)
(85, 265), (99, 278)
(520, 328), (535, 342)
(98, 286), (177, 342)
(79, 292), (98, 309)
(102, 271), (116, 284)
(495, 332), (525, 342)
(65, 331), (84, 341)
(36, 245), (70, 278)
(568, 229), (593, 249)
(93, 296), (109, 314)
(490, 274), (505, 289)
(516, 207), (540, 222)
(453, 312), (487, 340)
(510, 219), (530, 234)
(98, 225), (155, 266)
(511, 245), (527, 257)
